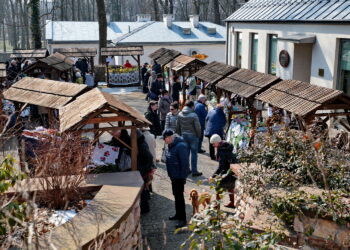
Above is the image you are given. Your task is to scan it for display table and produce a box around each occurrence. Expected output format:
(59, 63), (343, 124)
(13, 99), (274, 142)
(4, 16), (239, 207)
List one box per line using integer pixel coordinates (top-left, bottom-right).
(108, 71), (139, 86)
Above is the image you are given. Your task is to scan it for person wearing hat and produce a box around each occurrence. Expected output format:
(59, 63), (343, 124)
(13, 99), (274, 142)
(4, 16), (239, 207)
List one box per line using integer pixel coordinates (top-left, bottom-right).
(210, 134), (237, 208)
(163, 129), (189, 228)
(195, 94), (208, 153)
(149, 73), (163, 101)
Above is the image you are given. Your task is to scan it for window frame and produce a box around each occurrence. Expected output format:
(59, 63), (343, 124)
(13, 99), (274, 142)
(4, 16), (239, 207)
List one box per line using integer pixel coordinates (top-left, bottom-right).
(235, 32), (242, 68)
(268, 34), (278, 75)
(337, 38), (350, 94)
(250, 33), (258, 71)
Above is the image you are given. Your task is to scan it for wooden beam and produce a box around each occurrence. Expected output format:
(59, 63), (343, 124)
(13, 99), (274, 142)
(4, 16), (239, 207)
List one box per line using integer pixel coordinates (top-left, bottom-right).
(318, 104), (350, 110)
(314, 112), (350, 117)
(339, 120), (350, 132)
(106, 130), (132, 150)
(130, 127), (138, 171)
(77, 125), (143, 133)
(84, 116), (134, 124)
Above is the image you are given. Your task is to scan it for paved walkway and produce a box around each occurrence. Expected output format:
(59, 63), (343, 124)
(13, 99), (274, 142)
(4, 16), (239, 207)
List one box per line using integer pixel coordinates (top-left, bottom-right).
(109, 89), (233, 249)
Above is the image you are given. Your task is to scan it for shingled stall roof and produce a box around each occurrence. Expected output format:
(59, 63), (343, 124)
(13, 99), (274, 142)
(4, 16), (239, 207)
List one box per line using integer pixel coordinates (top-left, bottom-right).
(101, 46), (144, 56)
(3, 77), (87, 109)
(0, 53), (11, 63)
(216, 68), (280, 98)
(156, 49), (182, 66)
(10, 49), (49, 58)
(149, 48), (170, 60)
(59, 88), (151, 132)
(226, 0), (350, 23)
(39, 52), (74, 72)
(53, 48), (97, 57)
(193, 61), (238, 87)
(0, 64), (6, 78)
(256, 80), (350, 117)
(165, 54), (207, 72)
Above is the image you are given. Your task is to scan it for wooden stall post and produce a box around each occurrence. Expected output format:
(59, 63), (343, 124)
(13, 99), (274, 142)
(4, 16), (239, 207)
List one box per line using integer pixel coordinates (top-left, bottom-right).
(130, 126), (138, 171)
(137, 55), (141, 86)
(90, 56), (94, 73)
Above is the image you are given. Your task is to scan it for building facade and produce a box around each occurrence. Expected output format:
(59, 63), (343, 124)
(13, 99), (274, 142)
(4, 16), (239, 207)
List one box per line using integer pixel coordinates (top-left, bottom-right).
(225, 0), (350, 95)
(46, 15), (226, 65)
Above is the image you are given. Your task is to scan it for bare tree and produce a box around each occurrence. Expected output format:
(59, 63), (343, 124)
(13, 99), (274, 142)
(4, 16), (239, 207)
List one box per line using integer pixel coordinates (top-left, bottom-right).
(96, 0), (107, 64)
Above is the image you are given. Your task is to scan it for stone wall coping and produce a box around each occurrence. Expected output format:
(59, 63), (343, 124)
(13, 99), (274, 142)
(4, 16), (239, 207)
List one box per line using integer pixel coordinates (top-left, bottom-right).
(36, 171), (144, 249)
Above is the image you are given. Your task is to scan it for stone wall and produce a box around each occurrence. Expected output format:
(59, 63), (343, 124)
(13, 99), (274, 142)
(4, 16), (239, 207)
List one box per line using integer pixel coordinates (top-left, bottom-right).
(89, 199), (142, 250)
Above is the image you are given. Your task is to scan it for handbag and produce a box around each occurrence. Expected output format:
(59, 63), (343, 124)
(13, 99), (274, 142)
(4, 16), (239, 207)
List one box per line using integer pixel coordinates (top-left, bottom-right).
(119, 151), (131, 171)
(161, 144), (167, 163)
(149, 91), (158, 100)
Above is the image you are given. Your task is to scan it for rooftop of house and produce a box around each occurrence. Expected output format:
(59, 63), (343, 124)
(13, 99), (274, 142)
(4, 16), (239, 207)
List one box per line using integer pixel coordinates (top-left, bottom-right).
(45, 17), (226, 45)
(226, 0), (350, 23)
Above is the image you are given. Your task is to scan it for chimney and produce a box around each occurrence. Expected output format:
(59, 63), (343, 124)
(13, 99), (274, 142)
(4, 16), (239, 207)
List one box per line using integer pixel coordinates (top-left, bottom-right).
(163, 14), (173, 28)
(189, 15), (199, 28)
(136, 14), (151, 22)
(106, 14), (111, 23)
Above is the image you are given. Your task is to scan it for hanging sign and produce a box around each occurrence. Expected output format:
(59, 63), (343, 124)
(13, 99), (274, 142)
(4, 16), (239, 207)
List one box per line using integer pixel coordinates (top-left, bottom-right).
(279, 50), (290, 68)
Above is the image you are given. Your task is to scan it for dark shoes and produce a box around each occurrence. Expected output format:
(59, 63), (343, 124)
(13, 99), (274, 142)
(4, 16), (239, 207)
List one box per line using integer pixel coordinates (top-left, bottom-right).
(176, 220), (187, 229)
(169, 215), (179, 221)
(192, 172), (203, 177)
(198, 149), (206, 153)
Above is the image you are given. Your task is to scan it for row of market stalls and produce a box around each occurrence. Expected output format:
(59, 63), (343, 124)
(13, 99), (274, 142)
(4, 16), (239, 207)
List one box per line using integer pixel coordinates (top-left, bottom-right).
(149, 48), (350, 148)
(1, 77), (150, 171)
(0, 46), (146, 86)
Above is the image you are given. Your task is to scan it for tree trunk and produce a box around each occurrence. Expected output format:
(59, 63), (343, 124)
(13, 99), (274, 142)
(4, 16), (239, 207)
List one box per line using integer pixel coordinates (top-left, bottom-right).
(169, 0), (174, 15)
(19, 0), (26, 49)
(96, 0), (107, 64)
(71, 0), (75, 21)
(2, 19), (6, 52)
(152, 0), (160, 21)
(192, 0), (201, 15)
(212, 0), (221, 24)
(77, 0), (81, 21)
(9, 0), (18, 48)
(30, 0), (42, 49)
(24, 1), (30, 49)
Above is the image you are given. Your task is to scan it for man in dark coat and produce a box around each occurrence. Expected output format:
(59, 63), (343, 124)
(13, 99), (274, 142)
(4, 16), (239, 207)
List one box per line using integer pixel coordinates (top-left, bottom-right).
(150, 73), (164, 100)
(194, 94), (208, 153)
(144, 101), (162, 137)
(205, 104), (227, 160)
(152, 60), (162, 74)
(163, 129), (189, 228)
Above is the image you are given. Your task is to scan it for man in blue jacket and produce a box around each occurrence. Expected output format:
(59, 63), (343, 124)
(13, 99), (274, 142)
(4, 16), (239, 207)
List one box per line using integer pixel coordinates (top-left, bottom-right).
(195, 94), (208, 153)
(163, 129), (189, 228)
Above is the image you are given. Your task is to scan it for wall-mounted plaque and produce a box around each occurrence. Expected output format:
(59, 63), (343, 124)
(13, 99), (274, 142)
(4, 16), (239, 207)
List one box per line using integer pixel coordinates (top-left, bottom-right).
(279, 50), (290, 68)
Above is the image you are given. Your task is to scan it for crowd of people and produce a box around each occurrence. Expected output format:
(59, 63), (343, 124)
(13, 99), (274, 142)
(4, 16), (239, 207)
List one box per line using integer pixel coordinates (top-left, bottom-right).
(140, 60), (237, 228)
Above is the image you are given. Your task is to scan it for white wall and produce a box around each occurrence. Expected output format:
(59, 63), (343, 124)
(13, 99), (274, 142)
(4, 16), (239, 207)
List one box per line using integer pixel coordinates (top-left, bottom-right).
(226, 22), (350, 90)
(49, 43), (225, 68)
(117, 44), (226, 65)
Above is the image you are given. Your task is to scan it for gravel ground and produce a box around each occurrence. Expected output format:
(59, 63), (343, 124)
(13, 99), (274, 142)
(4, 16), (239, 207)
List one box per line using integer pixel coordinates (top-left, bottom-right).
(111, 89), (235, 250)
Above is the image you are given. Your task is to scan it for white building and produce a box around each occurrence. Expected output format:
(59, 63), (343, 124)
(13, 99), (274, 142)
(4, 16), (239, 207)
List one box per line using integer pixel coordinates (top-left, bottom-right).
(225, 0), (350, 95)
(45, 15), (226, 65)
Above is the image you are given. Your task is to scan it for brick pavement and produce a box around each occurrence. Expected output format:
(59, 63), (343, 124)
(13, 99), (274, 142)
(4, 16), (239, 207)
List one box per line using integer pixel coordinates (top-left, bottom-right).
(110, 90), (233, 249)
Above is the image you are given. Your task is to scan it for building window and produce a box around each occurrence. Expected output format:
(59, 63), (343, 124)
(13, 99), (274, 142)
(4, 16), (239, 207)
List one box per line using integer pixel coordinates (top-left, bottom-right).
(338, 39), (350, 95)
(236, 32), (242, 68)
(268, 34), (278, 75)
(251, 33), (258, 71)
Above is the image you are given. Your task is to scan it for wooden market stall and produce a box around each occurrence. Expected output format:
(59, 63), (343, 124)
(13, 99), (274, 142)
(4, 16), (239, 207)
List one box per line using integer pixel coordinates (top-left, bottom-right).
(59, 88), (151, 171)
(22, 52), (74, 80)
(2, 77), (87, 128)
(193, 61), (238, 101)
(100, 46), (144, 86)
(165, 54), (207, 104)
(256, 80), (350, 131)
(0, 63), (6, 84)
(10, 49), (49, 61)
(156, 49), (182, 67)
(149, 48), (170, 62)
(53, 48), (97, 72)
(216, 68), (280, 128)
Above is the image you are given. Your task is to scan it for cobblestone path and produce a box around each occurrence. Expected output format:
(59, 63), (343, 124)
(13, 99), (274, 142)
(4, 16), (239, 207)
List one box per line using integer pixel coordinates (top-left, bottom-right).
(113, 90), (233, 249)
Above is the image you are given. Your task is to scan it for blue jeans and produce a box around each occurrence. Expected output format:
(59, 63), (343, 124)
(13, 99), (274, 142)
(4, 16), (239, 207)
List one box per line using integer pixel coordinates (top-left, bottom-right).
(182, 133), (199, 173)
